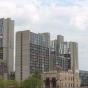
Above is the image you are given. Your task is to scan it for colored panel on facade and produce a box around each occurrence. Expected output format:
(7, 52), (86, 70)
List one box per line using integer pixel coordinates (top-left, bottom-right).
(42, 36), (46, 42)
(52, 48), (55, 51)
(68, 51), (71, 54)
(0, 26), (4, 32)
(30, 60), (32, 63)
(0, 32), (3, 34)
(68, 48), (70, 50)
(2, 27), (4, 32)
(34, 48), (37, 50)
(38, 54), (42, 57)
(30, 63), (33, 66)
(30, 60), (33, 66)
(45, 47), (47, 50)
(68, 48), (71, 53)
(0, 21), (2, 26)
(34, 40), (37, 44)
(56, 62), (58, 65)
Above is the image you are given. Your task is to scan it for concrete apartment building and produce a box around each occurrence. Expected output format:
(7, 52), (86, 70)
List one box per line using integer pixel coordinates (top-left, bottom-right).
(50, 35), (79, 74)
(15, 30), (50, 81)
(50, 55), (69, 71)
(0, 18), (14, 78)
(79, 70), (88, 87)
(50, 35), (64, 56)
(42, 71), (81, 88)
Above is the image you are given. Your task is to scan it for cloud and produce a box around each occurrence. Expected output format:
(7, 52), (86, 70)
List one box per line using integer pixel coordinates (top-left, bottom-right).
(69, 9), (88, 30)
(0, 0), (88, 31)
(0, 0), (88, 70)
(69, 0), (88, 6)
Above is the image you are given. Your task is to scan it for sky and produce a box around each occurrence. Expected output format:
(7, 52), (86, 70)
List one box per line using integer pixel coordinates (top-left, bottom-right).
(0, 0), (88, 70)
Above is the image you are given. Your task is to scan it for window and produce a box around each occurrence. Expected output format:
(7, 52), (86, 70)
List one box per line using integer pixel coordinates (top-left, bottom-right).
(71, 83), (72, 87)
(65, 83), (67, 87)
(21, 63), (22, 65)
(34, 48), (37, 50)
(73, 83), (74, 87)
(0, 21), (2, 26)
(21, 43), (22, 46)
(62, 83), (63, 87)
(77, 84), (78, 87)
(69, 83), (70, 87)
(21, 77), (22, 80)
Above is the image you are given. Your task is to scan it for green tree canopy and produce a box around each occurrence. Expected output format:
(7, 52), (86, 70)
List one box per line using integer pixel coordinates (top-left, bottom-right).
(5, 80), (19, 88)
(20, 77), (42, 88)
(0, 78), (4, 88)
(32, 69), (41, 79)
(0, 77), (19, 88)
(20, 69), (43, 88)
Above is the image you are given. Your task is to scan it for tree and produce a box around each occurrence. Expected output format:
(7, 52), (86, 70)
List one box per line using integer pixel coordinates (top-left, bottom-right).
(5, 80), (19, 88)
(20, 77), (42, 88)
(0, 77), (19, 88)
(0, 78), (4, 88)
(20, 69), (43, 88)
(32, 69), (41, 79)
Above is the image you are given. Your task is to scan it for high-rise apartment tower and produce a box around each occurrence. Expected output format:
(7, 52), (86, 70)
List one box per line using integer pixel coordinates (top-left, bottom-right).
(0, 18), (14, 77)
(50, 35), (78, 74)
(15, 30), (50, 81)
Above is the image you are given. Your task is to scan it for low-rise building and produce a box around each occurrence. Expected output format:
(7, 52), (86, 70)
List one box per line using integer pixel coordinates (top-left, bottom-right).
(42, 71), (81, 88)
(79, 70), (88, 87)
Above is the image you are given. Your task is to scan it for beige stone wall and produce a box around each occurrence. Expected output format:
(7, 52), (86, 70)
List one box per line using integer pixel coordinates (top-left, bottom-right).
(42, 71), (81, 88)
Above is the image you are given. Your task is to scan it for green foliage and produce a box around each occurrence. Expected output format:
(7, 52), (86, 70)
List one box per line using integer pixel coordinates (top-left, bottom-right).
(0, 77), (19, 88)
(0, 69), (43, 88)
(32, 69), (41, 79)
(20, 69), (42, 88)
(0, 78), (4, 88)
(5, 80), (19, 88)
(20, 77), (42, 88)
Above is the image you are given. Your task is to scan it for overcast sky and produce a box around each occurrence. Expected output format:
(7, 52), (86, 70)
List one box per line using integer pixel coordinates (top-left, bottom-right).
(0, 0), (88, 70)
